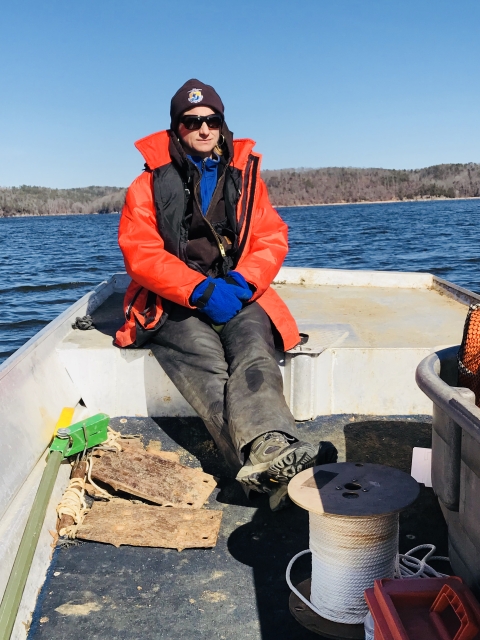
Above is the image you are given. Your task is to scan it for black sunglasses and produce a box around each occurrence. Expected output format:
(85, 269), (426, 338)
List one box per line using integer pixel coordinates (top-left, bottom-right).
(180, 114), (223, 131)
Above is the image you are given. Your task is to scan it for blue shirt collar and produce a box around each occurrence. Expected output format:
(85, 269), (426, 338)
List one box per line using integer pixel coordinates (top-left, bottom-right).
(187, 154), (220, 171)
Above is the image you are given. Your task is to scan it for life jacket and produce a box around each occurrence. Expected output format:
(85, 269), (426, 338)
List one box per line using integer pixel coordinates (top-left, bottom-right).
(115, 129), (300, 351)
(152, 130), (239, 279)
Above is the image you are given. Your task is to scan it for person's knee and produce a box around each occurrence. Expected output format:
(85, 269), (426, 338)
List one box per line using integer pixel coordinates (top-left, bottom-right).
(223, 318), (277, 369)
(245, 366), (265, 393)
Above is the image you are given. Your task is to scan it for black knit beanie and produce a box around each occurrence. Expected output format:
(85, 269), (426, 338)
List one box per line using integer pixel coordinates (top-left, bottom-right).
(170, 79), (224, 130)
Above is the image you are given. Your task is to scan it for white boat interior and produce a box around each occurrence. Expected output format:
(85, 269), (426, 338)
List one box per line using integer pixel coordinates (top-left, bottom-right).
(55, 268), (468, 422)
(0, 266), (475, 639)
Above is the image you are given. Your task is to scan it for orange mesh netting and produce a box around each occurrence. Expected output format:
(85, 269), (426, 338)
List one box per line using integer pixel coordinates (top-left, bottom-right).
(458, 303), (480, 407)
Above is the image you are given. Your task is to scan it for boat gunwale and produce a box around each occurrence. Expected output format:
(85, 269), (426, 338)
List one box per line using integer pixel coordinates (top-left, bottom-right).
(0, 274), (129, 380)
(3, 267), (476, 381)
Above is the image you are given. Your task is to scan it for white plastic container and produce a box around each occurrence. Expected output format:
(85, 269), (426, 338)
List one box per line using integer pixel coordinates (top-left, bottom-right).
(364, 611), (374, 640)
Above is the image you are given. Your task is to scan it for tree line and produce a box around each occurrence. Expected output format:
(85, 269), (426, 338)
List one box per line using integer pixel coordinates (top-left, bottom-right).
(0, 185), (126, 217)
(1, 163), (480, 216)
(263, 163), (480, 206)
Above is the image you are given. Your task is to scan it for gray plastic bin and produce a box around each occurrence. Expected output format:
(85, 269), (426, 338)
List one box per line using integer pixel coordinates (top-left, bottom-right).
(432, 386), (475, 511)
(416, 346), (480, 594)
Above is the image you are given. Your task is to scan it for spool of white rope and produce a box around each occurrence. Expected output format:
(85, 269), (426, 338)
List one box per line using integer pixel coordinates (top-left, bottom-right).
(286, 536), (450, 625)
(309, 512), (398, 624)
(286, 462), (420, 634)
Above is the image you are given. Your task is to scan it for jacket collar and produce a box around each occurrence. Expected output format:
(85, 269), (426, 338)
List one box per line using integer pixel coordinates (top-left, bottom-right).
(134, 129), (258, 172)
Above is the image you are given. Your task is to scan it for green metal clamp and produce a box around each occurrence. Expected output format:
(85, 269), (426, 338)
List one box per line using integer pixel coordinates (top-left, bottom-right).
(49, 413), (109, 458)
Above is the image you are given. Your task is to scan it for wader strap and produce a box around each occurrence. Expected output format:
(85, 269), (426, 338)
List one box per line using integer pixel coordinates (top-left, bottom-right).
(195, 281), (216, 310)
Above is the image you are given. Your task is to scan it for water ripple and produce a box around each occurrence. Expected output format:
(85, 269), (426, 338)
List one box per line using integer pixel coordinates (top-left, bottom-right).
(1, 200), (480, 364)
(0, 214), (124, 362)
(281, 200), (480, 294)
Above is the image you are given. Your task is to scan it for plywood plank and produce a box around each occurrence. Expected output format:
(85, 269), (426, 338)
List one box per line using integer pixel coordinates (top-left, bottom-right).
(90, 449), (216, 508)
(77, 500), (222, 550)
(119, 437), (180, 461)
(118, 437), (144, 451)
(146, 440), (181, 463)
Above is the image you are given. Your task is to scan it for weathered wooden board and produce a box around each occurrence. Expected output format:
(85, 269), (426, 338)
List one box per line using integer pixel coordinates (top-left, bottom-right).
(119, 437), (144, 451)
(120, 437), (180, 461)
(147, 450), (181, 463)
(145, 440), (181, 463)
(90, 450), (216, 508)
(77, 500), (222, 550)
(146, 440), (161, 452)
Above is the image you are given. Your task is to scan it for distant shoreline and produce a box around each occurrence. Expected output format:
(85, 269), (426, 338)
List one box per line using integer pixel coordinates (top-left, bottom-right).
(3, 163), (479, 217)
(0, 211), (120, 219)
(2, 195), (480, 219)
(273, 196), (480, 208)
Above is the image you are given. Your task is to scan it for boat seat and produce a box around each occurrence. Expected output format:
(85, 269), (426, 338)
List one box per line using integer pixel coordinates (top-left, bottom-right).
(56, 269), (469, 421)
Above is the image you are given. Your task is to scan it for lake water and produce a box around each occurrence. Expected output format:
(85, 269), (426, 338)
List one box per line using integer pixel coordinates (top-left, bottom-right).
(1, 199), (480, 364)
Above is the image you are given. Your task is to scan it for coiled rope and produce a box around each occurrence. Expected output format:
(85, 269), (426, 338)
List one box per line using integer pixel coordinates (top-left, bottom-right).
(85, 425), (126, 498)
(286, 513), (449, 625)
(56, 476), (89, 538)
(71, 315), (95, 330)
(396, 544), (449, 579)
(56, 426), (139, 537)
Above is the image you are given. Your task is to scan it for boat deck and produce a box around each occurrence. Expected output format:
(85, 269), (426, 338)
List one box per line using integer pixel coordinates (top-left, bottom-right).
(61, 281), (467, 352)
(275, 282), (466, 349)
(27, 414), (448, 640)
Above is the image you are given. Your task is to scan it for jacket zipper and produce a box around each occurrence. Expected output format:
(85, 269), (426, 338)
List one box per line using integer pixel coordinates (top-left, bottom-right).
(236, 156), (259, 259)
(194, 163), (227, 258)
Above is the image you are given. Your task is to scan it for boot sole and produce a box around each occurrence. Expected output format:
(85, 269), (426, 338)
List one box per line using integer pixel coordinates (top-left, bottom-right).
(267, 442), (317, 483)
(235, 463), (272, 493)
(236, 441), (317, 493)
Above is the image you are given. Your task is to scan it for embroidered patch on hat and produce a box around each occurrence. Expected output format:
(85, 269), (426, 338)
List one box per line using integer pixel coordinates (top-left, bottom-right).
(188, 88), (203, 104)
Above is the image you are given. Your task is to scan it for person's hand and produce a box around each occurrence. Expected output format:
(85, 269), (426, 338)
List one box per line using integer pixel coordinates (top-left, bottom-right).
(191, 277), (243, 324)
(223, 271), (254, 302)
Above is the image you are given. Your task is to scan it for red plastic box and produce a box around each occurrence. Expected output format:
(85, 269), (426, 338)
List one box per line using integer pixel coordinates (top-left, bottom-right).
(365, 577), (480, 640)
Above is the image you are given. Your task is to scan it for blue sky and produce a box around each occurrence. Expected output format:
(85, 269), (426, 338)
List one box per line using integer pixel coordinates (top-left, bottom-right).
(1, 0), (479, 188)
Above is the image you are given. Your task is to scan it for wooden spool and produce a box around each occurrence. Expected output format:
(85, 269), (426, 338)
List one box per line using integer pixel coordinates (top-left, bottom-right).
(287, 462), (419, 638)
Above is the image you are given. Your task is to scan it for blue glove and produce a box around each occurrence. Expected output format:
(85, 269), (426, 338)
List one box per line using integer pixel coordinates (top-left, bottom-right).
(191, 277), (243, 324)
(223, 271), (254, 302)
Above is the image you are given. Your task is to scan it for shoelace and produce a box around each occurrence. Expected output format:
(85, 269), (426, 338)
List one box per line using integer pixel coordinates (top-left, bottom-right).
(253, 431), (294, 454)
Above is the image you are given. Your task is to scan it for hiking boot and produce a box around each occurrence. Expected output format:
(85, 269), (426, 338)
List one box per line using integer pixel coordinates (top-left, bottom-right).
(235, 432), (317, 493)
(316, 440), (338, 465)
(268, 483), (291, 511)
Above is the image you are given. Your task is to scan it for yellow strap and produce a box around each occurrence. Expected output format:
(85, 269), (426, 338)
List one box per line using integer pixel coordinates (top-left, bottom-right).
(53, 407), (75, 437)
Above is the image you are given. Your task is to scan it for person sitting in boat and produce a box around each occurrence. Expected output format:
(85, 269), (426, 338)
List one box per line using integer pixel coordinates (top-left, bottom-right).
(115, 79), (322, 510)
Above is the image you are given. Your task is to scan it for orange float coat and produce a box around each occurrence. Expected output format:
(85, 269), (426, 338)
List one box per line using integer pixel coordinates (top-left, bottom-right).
(115, 130), (300, 351)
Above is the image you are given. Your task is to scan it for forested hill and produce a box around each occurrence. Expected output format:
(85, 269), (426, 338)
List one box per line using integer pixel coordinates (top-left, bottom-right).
(263, 163), (480, 206)
(0, 186), (126, 217)
(1, 163), (480, 216)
